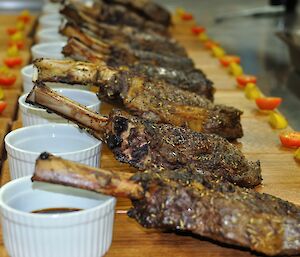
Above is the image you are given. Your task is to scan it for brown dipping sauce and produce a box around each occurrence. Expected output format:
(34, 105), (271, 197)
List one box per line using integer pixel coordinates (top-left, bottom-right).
(31, 207), (82, 214)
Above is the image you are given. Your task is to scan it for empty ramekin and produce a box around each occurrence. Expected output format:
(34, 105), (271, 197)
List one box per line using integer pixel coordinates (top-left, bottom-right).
(31, 42), (66, 60)
(37, 28), (67, 43)
(19, 89), (101, 126)
(5, 124), (102, 179)
(42, 2), (60, 14)
(39, 13), (63, 30)
(0, 176), (116, 257)
(21, 64), (91, 93)
(21, 64), (36, 93)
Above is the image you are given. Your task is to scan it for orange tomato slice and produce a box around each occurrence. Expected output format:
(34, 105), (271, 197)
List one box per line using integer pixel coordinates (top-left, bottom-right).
(219, 55), (240, 67)
(4, 56), (22, 68)
(204, 40), (219, 49)
(236, 75), (257, 88)
(6, 27), (18, 36)
(181, 13), (194, 21)
(280, 132), (300, 148)
(0, 101), (7, 114)
(191, 26), (205, 35)
(255, 97), (282, 110)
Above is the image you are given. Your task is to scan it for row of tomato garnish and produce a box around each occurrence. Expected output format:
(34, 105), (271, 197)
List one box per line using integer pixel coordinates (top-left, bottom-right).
(177, 11), (300, 161)
(0, 10), (31, 115)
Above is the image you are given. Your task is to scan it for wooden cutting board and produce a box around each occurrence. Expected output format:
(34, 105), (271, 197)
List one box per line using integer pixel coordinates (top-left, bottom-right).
(0, 14), (300, 257)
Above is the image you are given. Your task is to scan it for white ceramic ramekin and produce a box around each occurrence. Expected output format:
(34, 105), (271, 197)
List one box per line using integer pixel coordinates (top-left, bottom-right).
(42, 2), (60, 14)
(19, 89), (101, 126)
(21, 64), (36, 93)
(5, 124), (102, 179)
(21, 64), (91, 93)
(31, 42), (66, 60)
(0, 176), (116, 257)
(39, 13), (62, 30)
(37, 28), (67, 43)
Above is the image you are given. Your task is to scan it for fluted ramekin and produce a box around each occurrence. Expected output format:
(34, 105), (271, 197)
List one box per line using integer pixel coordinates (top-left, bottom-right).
(31, 42), (66, 60)
(37, 28), (67, 43)
(19, 89), (101, 126)
(5, 124), (102, 179)
(21, 64), (36, 93)
(39, 13), (62, 30)
(42, 2), (60, 14)
(0, 176), (116, 257)
(21, 64), (91, 93)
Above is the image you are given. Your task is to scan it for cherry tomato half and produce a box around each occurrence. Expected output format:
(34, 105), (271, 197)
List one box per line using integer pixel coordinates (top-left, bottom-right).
(279, 131), (300, 148)
(8, 41), (25, 50)
(236, 75), (257, 88)
(4, 57), (22, 68)
(181, 13), (194, 21)
(191, 26), (206, 35)
(6, 27), (18, 36)
(219, 55), (240, 67)
(0, 101), (7, 114)
(0, 74), (17, 86)
(255, 97), (282, 110)
(204, 40), (219, 49)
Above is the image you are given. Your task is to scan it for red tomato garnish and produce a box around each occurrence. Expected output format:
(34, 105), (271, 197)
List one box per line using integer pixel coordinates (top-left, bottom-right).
(8, 41), (25, 50)
(6, 27), (18, 36)
(219, 55), (240, 67)
(18, 15), (30, 24)
(279, 131), (300, 148)
(0, 74), (17, 86)
(4, 57), (22, 68)
(255, 97), (282, 110)
(181, 13), (193, 21)
(236, 75), (257, 88)
(0, 101), (7, 114)
(204, 40), (219, 49)
(191, 26), (205, 35)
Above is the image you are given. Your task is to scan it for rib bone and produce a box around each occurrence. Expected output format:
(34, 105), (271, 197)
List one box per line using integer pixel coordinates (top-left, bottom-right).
(33, 152), (143, 199)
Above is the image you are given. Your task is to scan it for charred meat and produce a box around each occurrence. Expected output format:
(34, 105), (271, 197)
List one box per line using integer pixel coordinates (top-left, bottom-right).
(101, 0), (171, 26)
(63, 37), (195, 72)
(60, 1), (168, 35)
(33, 59), (240, 139)
(26, 84), (261, 187)
(33, 154), (299, 256)
(60, 25), (214, 99)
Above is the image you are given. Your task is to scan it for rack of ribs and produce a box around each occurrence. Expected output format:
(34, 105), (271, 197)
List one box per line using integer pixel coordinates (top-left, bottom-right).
(60, 3), (175, 45)
(61, 1), (168, 36)
(63, 36), (195, 72)
(32, 153), (300, 256)
(26, 83), (261, 188)
(101, 0), (171, 26)
(60, 22), (186, 58)
(33, 59), (241, 139)
(59, 24), (215, 100)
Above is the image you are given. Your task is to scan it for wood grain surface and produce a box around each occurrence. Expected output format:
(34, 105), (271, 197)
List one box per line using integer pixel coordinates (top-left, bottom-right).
(0, 14), (300, 257)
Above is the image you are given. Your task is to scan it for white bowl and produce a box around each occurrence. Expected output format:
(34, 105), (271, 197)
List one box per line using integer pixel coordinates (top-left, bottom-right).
(39, 13), (63, 30)
(21, 64), (36, 93)
(31, 42), (66, 60)
(21, 64), (91, 93)
(0, 176), (116, 257)
(5, 124), (102, 179)
(42, 2), (60, 14)
(19, 89), (101, 126)
(37, 28), (67, 43)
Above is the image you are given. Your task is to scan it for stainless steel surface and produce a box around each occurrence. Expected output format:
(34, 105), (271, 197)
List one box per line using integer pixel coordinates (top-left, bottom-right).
(162, 0), (300, 130)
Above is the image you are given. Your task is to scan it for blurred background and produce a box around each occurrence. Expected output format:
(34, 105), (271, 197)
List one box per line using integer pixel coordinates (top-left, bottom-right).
(0, 0), (299, 129)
